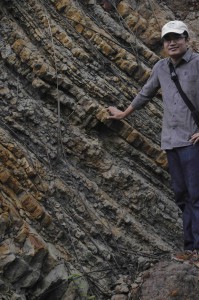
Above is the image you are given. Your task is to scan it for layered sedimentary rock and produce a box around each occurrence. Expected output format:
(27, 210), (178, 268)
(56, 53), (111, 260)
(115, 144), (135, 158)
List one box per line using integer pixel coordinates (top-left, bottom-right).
(0, 0), (199, 299)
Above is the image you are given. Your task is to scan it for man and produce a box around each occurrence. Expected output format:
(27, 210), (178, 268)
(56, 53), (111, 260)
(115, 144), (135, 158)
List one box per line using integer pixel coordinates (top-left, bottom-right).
(107, 20), (199, 262)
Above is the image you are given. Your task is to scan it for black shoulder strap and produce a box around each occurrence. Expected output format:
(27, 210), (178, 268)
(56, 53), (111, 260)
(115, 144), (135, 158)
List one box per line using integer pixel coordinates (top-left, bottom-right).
(168, 62), (196, 112)
(169, 62), (199, 128)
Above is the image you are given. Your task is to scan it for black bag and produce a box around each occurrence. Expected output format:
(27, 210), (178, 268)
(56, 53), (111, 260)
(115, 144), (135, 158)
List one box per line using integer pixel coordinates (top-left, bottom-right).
(169, 62), (199, 128)
(191, 110), (199, 128)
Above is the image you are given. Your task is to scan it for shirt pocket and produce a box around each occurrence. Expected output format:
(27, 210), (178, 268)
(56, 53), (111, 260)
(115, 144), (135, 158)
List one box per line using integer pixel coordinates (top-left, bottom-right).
(180, 74), (198, 98)
(181, 71), (198, 81)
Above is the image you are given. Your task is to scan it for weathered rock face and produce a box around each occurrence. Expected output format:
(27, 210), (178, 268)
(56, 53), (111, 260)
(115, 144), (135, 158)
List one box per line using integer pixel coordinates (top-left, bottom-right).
(0, 0), (199, 299)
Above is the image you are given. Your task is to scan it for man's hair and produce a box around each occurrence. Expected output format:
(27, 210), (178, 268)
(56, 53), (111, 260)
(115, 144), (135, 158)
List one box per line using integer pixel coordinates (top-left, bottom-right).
(183, 31), (189, 40)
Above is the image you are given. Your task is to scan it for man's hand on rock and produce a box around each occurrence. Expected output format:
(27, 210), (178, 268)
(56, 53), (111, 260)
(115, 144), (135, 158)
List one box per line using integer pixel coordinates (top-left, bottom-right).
(107, 106), (125, 120)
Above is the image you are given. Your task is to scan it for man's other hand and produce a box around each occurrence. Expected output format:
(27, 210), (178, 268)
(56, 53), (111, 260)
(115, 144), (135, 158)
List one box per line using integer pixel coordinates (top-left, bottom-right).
(190, 132), (199, 144)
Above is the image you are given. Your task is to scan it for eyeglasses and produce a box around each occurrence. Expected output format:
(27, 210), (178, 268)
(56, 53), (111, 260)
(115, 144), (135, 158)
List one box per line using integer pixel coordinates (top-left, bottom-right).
(162, 34), (186, 42)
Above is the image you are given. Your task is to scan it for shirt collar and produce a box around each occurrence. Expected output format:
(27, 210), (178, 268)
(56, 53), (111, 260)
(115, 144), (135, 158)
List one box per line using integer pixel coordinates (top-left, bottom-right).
(166, 48), (193, 67)
(182, 48), (193, 62)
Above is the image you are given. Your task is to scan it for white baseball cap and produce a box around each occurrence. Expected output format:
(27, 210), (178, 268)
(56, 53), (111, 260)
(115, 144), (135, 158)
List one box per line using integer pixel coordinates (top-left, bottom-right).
(161, 20), (189, 38)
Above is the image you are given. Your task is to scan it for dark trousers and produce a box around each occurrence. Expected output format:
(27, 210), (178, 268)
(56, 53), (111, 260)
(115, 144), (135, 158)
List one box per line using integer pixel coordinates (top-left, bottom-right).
(166, 144), (199, 250)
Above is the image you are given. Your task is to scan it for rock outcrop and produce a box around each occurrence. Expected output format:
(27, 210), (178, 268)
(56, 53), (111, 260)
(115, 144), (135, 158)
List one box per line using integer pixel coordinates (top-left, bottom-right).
(0, 0), (199, 299)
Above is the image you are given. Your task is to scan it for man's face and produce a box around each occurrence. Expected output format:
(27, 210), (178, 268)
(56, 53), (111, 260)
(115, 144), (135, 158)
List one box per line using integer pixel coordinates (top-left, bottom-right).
(163, 33), (189, 60)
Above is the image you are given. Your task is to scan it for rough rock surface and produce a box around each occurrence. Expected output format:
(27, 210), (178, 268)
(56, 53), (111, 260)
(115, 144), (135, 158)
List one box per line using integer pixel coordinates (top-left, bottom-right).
(0, 0), (199, 299)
